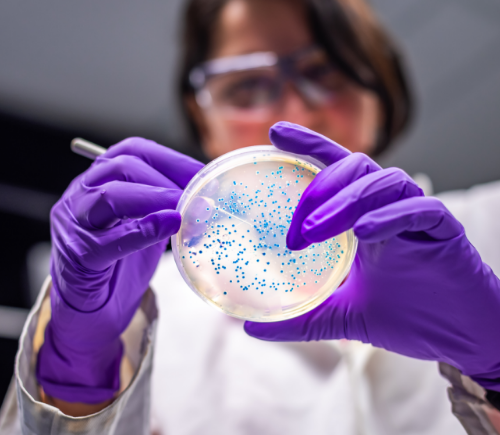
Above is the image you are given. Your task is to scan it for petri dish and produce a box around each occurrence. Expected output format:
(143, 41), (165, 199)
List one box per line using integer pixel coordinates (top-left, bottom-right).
(172, 146), (357, 322)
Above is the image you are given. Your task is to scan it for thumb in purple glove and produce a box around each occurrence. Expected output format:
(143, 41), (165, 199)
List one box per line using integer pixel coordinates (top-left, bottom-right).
(245, 122), (500, 392)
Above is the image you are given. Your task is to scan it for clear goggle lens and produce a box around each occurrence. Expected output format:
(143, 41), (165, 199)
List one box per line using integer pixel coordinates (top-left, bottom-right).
(192, 47), (344, 119)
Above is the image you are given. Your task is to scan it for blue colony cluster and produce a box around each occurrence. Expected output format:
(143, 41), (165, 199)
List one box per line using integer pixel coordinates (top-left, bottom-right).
(179, 158), (346, 311)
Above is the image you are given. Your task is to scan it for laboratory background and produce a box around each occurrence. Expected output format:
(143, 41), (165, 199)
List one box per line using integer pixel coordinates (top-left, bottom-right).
(0, 0), (499, 407)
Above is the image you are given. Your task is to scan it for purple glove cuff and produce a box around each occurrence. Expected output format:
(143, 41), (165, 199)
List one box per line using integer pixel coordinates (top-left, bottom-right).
(36, 321), (123, 404)
(471, 375), (500, 393)
(37, 374), (122, 405)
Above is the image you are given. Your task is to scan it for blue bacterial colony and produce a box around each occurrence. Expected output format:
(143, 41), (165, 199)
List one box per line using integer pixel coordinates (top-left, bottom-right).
(177, 156), (351, 321)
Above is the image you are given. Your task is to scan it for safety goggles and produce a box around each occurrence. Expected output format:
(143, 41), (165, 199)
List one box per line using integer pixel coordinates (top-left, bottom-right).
(189, 46), (344, 120)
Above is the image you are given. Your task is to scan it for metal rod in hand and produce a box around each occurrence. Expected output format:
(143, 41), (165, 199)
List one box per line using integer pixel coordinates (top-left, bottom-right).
(70, 138), (106, 160)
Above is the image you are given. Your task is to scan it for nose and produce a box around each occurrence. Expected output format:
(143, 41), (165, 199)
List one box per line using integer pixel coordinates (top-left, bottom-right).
(278, 82), (319, 129)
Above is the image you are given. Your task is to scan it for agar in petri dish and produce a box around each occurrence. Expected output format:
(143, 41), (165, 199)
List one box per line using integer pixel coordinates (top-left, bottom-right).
(172, 146), (357, 322)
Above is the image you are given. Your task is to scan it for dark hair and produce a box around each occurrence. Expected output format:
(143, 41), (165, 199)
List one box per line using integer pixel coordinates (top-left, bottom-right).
(178, 0), (413, 157)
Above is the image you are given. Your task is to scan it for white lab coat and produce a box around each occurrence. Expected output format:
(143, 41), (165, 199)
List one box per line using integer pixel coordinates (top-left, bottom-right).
(2, 180), (500, 435)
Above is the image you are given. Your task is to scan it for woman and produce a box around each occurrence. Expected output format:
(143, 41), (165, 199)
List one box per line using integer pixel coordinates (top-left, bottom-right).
(1, 0), (500, 434)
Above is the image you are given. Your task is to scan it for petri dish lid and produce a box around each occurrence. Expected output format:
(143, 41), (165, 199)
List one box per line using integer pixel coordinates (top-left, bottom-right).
(172, 146), (357, 322)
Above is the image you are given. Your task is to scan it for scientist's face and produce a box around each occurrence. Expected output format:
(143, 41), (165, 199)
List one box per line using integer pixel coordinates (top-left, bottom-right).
(188, 0), (381, 160)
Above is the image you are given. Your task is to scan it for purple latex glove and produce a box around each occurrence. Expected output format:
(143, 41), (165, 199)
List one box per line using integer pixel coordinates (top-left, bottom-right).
(37, 138), (203, 403)
(245, 122), (500, 391)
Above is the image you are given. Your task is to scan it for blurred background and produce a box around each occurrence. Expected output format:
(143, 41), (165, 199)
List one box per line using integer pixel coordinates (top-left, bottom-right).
(0, 0), (499, 406)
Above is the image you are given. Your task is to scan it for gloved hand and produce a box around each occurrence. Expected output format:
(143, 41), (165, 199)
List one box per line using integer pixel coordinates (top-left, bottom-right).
(245, 122), (500, 391)
(37, 138), (203, 404)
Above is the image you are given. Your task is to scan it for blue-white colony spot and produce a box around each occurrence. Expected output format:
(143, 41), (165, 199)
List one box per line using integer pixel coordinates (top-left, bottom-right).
(173, 147), (356, 322)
